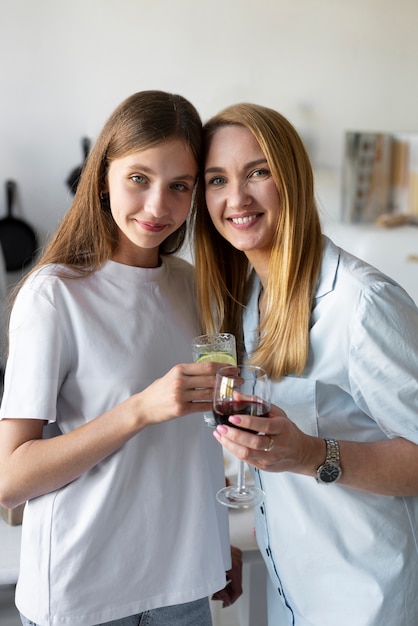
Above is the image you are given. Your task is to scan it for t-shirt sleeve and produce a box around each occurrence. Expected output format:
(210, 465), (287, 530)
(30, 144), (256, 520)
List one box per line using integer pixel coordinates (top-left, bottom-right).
(0, 281), (70, 422)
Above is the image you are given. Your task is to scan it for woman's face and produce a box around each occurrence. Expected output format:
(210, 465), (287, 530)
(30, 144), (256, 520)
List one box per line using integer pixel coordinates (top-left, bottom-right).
(204, 125), (281, 259)
(106, 139), (198, 267)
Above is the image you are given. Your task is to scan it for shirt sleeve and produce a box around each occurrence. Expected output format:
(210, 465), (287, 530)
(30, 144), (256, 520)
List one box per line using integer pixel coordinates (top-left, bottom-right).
(0, 280), (71, 422)
(349, 280), (418, 442)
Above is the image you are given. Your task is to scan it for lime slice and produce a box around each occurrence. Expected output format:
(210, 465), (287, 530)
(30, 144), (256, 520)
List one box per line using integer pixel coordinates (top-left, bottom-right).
(196, 352), (237, 365)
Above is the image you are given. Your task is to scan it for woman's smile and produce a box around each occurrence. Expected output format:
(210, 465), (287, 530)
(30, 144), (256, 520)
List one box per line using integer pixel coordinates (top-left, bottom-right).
(228, 212), (262, 226)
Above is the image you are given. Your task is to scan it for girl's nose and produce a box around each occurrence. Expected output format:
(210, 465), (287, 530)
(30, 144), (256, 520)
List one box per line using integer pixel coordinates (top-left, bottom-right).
(144, 186), (168, 217)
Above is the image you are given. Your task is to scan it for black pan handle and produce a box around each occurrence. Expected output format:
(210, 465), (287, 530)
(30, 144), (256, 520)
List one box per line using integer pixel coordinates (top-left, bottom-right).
(6, 180), (17, 218)
(82, 136), (91, 160)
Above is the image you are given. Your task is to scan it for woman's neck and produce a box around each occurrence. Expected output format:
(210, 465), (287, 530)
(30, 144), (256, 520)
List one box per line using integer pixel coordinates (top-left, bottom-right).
(246, 249), (270, 290)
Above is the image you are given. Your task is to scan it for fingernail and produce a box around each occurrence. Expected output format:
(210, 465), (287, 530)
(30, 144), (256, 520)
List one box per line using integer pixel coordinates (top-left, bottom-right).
(229, 415), (241, 425)
(216, 424), (228, 434)
(213, 430), (221, 441)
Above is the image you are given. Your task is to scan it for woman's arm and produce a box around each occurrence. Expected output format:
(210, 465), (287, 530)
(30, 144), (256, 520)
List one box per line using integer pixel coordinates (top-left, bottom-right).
(213, 408), (418, 497)
(0, 361), (218, 509)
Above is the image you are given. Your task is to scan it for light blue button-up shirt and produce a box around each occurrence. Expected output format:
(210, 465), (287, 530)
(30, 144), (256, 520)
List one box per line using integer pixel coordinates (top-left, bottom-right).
(244, 237), (418, 625)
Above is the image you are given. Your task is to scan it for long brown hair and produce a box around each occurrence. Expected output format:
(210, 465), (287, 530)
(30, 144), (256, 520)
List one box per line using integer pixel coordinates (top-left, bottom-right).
(30, 90), (202, 278)
(192, 103), (322, 380)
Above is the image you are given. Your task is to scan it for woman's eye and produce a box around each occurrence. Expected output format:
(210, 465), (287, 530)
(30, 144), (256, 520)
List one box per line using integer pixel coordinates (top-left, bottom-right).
(207, 176), (226, 186)
(131, 174), (147, 184)
(251, 169), (270, 179)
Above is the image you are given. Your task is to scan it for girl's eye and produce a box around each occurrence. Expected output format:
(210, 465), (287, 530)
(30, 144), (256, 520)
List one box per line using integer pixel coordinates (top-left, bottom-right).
(171, 182), (188, 192)
(207, 176), (226, 186)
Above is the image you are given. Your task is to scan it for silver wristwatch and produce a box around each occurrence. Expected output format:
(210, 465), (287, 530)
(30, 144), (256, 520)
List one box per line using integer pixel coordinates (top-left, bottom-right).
(316, 438), (342, 484)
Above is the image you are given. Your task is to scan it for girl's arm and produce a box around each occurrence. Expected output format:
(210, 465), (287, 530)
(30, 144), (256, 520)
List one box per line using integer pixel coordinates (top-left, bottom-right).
(0, 361), (217, 509)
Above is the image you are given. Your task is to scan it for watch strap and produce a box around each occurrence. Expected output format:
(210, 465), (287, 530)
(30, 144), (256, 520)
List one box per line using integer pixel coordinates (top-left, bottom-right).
(324, 438), (340, 465)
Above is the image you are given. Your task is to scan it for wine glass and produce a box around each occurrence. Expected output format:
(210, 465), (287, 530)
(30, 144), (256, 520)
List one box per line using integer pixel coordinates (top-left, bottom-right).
(191, 333), (237, 427)
(213, 364), (270, 509)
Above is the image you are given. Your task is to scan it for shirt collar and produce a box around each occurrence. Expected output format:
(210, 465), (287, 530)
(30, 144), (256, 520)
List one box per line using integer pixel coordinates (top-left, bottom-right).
(314, 236), (340, 299)
(247, 236), (340, 307)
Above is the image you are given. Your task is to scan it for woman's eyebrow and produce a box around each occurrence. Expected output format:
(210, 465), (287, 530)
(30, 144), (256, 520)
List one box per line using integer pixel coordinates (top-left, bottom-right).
(204, 158), (268, 176)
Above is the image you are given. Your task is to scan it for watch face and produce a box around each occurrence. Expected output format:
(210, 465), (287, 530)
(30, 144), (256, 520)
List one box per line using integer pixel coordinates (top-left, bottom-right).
(319, 463), (341, 483)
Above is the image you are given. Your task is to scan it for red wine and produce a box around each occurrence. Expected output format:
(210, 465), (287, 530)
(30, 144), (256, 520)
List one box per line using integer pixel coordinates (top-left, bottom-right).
(213, 399), (270, 431)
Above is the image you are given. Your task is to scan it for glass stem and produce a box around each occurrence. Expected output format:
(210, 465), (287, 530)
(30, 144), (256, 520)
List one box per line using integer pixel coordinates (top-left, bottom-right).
(237, 461), (247, 494)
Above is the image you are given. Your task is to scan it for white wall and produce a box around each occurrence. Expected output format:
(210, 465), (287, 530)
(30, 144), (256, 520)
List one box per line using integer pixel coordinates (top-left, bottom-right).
(1, 0), (418, 245)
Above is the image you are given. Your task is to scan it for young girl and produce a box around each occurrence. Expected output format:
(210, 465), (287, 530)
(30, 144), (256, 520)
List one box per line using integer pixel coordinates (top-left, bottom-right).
(194, 102), (418, 625)
(0, 91), (238, 626)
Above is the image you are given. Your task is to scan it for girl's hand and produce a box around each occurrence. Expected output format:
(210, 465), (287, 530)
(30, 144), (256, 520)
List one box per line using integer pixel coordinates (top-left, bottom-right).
(133, 361), (222, 426)
(211, 545), (242, 607)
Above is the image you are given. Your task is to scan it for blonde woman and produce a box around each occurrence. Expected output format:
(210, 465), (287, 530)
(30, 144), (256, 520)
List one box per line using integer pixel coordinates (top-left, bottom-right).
(0, 91), (241, 626)
(193, 102), (418, 625)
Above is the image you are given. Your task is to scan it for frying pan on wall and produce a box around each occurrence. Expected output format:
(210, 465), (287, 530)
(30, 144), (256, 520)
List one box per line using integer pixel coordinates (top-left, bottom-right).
(0, 180), (39, 272)
(66, 136), (91, 195)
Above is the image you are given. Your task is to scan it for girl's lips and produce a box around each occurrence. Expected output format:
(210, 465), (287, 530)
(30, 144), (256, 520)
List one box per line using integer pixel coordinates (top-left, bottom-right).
(137, 221), (167, 232)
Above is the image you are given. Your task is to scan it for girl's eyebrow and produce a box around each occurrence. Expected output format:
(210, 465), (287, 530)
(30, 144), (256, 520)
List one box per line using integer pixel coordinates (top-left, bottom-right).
(204, 158), (268, 176)
(126, 164), (197, 181)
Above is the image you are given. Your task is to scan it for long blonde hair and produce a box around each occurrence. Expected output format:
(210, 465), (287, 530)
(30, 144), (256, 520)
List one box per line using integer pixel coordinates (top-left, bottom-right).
(27, 90), (202, 278)
(192, 103), (322, 380)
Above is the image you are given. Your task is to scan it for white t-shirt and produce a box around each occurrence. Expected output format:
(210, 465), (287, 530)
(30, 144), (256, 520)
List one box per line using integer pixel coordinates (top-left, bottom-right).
(0, 256), (230, 626)
(244, 237), (418, 626)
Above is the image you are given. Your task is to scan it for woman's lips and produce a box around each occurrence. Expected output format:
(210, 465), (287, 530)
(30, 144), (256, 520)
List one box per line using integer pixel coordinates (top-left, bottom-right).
(228, 213), (261, 226)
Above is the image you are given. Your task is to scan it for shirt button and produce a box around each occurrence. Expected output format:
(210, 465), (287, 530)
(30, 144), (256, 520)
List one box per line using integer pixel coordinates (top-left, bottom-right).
(260, 505), (264, 515)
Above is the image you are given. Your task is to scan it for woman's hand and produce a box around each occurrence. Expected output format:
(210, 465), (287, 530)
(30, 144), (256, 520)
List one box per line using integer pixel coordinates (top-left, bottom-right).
(212, 404), (321, 475)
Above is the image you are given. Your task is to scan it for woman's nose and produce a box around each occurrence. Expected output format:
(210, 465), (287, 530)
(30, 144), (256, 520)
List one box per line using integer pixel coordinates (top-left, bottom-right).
(226, 180), (251, 209)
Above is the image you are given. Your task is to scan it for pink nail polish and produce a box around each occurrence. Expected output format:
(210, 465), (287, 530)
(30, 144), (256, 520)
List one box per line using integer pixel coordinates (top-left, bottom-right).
(229, 415), (241, 425)
(213, 430), (221, 441)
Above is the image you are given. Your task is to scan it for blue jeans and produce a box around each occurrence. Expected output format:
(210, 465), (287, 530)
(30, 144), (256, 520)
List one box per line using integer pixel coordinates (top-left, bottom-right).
(20, 597), (212, 626)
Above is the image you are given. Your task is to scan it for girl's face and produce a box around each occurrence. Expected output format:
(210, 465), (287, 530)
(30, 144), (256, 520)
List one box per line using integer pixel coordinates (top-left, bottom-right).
(106, 139), (198, 267)
(204, 125), (281, 262)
